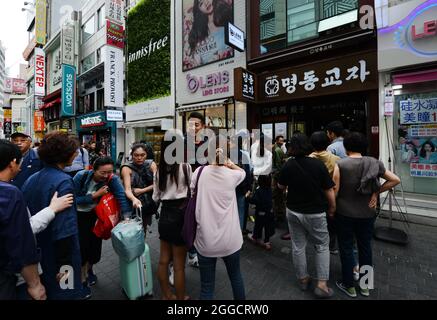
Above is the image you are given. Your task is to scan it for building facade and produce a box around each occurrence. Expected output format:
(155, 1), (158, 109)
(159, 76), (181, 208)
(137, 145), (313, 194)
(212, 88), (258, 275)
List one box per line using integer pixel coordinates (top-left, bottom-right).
(244, 0), (379, 156)
(377, 0), (437, 219)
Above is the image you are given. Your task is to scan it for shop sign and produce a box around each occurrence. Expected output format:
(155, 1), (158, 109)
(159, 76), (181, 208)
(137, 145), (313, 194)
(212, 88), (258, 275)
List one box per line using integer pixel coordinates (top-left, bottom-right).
(81, 115), (105, 128)
(259, 52), (378, 103)
(410, 163), (437, 178)
(60, 118), (72, 131)
(35, 0), (47, 45)
(186, 71), (230, 97)
(61, 23), (75, 66)
(49, 47), (62, 93)
(107, 20), (124, 49)
(104, 46), (124, 107)
(34, 48), (46, 96)
(106, 0), (124, 25)
(106, 109), (123, 121)
(234, 68), (255, 102)
(61, 64), (76, 117)
(408, 125), (437, 137)
(384, 88), (394, 116)
(12, 79), (26, 95)
(4, 109), (12, 135)
(225, 22), (245, 52)
(34, 111), (45, 132)
(400, 98), (437, 124)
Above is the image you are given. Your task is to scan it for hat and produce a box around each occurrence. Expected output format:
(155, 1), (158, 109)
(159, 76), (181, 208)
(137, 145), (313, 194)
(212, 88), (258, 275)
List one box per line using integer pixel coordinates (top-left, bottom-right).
(11, 132), (31, 139)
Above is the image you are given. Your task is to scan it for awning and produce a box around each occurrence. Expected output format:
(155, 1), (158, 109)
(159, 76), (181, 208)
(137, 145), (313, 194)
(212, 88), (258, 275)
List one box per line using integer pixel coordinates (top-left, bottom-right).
(177, 98), (231, 113)
(40, 97), (61, 110)
(42, 89), (62, 102)
(393, 69), (437, 85)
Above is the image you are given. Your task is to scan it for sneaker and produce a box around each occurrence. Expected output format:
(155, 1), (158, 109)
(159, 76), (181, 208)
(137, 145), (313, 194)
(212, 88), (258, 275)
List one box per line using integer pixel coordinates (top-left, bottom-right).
(360, 287), (370, 297)
(79, 283), (92, 300)
(353, 265), (360, 281)
(281, 233), (291, 240)
(168, 263), (174, 286)
(188, 254), (199, 268)
(87, 269), (98, 286)
(336, 281), (357, 298)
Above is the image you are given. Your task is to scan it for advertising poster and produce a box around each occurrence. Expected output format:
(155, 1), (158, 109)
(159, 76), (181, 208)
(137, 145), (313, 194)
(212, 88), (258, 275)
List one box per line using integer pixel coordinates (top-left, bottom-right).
(127, 0), (171, 105)
(182, 0), (234, 71)
(104, 47), (124, 108)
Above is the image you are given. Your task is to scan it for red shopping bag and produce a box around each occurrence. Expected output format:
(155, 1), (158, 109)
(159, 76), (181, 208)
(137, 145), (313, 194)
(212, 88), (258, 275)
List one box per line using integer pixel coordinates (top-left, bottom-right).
(93, 176), (121, 240)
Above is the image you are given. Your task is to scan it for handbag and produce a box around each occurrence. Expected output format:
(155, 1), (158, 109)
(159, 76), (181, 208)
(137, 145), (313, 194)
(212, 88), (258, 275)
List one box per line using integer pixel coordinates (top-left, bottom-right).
(93, 174), (121, 240)
(111, 208), (145, 262)
(181, 165), (205, 249)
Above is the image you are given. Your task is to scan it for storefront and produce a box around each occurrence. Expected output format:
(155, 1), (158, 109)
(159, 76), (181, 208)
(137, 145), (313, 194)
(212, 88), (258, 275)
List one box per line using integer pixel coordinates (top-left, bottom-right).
(77, 111), (117, 161)
(244, 50), (379, 156)
(175, 0), (248, 134)
(378, 0), (437, 214)
(125, 0), (173, 163)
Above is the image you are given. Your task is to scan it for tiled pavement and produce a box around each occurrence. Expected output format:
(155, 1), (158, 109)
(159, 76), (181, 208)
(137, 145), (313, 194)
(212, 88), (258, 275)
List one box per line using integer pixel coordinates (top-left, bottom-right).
(91, 217), (437, 300)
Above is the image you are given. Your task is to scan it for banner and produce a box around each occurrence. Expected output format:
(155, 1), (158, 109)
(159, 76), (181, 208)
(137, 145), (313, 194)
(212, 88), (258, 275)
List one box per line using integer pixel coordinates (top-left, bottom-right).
(34, 111), (45, 132)
(61, 23), (75, 66)
(107, 20), (124, 49)
(400, 98), (437, 125)
(4, 109), (12, 136)
(35, 0), (47, 45)
(34, 48), (46, 96)
(61, 64), (76, 117)
(182, 0), (234, 71)
(104, 47), (123, 108)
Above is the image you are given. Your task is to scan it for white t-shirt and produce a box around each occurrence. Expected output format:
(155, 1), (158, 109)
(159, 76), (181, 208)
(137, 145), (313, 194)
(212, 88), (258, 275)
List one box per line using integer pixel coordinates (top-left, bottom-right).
(192, 165), (245, 258)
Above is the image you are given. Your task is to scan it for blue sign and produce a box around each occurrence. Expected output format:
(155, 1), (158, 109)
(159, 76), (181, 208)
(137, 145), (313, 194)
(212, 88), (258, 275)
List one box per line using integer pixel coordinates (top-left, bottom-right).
(61, 64), (76, 117)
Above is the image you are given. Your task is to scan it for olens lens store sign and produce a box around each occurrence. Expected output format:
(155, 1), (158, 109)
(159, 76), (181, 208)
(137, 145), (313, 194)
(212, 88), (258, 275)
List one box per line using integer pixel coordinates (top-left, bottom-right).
(61, 64), (76, 117)
(126, 0), (171, 120)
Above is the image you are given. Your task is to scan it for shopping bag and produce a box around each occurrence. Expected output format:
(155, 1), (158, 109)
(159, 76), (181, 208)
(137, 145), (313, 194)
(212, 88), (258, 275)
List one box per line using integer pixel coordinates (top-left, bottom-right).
(181, 166), (205, 249)
(93, 175), (121, 240)
(111, 208), (145, 262)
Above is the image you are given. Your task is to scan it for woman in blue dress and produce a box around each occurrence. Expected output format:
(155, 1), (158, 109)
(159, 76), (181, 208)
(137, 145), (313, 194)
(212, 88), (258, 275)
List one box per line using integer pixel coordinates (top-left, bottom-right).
(419, 140), (437, 164)
(22, 131), (90, 300)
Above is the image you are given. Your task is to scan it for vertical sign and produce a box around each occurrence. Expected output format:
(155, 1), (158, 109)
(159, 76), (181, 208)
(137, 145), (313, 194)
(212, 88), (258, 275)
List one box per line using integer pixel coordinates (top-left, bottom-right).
(106, 0), (124, 25)
(61, 64), (76, 117)
(34, 48), (46, 96)
(34, 111), (45, 132)
(106, 20), (124, 49)
(35, 0), (47, 45)
(384, 88), (394, 116)
(104, 46), (123, 107)
(61, 23), (75, 66)
(4, 109), (12, 136)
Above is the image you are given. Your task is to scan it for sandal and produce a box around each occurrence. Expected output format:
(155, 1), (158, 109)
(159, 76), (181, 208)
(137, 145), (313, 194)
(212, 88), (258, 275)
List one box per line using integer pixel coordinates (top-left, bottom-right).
(263, 242), (272, 250)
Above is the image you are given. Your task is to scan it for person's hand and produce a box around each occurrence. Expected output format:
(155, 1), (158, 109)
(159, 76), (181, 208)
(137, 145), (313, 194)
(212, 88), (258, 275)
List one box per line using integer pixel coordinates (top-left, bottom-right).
(56, 270), (70, 283)
(49, 192), (74, 213)
(225, 159), (235, 168)
(95, 185), (109, 198)
(27, 281), (47, 300)
(369, 193), (378, 209)
(132, 198), (142, 209)
(133, 188), (144, 196)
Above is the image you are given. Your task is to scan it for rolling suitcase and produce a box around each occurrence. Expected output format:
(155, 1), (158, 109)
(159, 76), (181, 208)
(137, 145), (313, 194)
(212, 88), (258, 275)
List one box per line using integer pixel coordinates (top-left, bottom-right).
(119, 243), (154, 300)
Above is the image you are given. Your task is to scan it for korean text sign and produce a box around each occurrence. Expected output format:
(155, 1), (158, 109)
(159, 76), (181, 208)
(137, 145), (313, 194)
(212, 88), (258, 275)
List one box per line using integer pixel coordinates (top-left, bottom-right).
(258, 52), (378, 103)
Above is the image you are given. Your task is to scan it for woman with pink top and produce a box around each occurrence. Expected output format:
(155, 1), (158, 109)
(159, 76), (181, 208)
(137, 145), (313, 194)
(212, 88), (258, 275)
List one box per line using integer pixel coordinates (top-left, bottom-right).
(192, 138), (246, 300)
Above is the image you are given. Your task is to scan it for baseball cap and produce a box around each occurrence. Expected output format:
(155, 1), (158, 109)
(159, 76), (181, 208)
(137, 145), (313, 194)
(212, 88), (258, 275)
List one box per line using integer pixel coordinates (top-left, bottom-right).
(11, 132), (32, 139)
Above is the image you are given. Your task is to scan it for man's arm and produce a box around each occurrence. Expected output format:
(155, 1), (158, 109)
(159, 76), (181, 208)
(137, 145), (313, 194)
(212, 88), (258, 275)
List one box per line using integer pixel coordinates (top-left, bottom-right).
(324, 188), (336, 218)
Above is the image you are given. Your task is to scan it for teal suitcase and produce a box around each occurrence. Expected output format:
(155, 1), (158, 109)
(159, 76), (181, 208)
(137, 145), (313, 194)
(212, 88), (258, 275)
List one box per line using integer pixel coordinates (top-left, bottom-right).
(119, 244), (153, 300)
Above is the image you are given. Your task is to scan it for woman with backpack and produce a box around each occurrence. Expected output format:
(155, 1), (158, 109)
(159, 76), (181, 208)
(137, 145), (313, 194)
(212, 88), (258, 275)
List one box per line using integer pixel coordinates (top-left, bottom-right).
(153, 138), (192, 300)
(121, 143), (158, 233)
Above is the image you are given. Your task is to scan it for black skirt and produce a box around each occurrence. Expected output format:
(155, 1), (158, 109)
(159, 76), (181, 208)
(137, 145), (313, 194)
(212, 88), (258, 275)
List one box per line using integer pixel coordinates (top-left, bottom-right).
(158, 198), (187, 246)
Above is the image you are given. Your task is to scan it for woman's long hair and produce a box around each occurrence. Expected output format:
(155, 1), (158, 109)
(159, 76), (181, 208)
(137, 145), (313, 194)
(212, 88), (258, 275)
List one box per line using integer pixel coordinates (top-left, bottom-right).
(158, 138), (180, 192)
(420, 140), (436, 158)
(188, 0), (232, 54)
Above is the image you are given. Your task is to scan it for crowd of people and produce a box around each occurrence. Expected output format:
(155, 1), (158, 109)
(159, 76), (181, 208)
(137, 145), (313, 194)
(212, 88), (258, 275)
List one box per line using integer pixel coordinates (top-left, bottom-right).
(0, 116), (400, 300)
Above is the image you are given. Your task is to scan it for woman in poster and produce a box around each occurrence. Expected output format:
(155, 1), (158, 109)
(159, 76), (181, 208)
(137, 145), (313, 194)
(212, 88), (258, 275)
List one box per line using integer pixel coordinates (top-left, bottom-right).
(419, 140), (437, 164)
(183, 0), (233, 70)
(401, 141), (418, 163)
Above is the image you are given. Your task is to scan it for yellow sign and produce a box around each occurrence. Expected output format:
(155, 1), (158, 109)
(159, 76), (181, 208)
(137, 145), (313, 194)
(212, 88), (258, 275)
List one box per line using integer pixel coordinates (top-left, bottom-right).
(35, 0), (47, 45)
(4, 109), (12, 119)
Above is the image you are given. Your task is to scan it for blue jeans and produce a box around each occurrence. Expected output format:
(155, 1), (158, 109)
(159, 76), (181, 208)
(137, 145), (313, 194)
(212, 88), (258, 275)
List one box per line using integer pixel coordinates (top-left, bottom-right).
(336, 214), (375, 288)
(237, 193), (246, 231)
(197, 250), (245, 300)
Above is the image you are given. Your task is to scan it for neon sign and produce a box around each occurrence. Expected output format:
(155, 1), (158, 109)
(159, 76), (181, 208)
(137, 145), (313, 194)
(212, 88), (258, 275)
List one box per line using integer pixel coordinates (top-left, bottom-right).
(379, 0), (437, 56)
